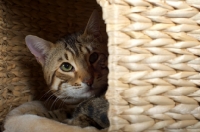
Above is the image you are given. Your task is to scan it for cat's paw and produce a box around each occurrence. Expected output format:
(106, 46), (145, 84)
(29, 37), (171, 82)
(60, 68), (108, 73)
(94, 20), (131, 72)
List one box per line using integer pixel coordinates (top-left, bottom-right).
(2, 101), (48, 132)
(6, 101), (48, 118)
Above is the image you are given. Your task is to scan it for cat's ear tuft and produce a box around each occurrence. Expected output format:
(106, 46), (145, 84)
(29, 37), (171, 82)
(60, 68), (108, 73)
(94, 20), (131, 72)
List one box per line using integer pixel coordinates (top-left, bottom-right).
(84, 10), (101, 38)
(25, 35), (53, 66)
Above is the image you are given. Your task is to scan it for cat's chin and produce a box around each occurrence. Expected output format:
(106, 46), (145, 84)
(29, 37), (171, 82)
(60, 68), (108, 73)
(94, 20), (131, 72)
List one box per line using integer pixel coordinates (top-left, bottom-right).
(83, 86), (106, 98)
(81, 88), (95, 97)
(61, 98), (84, 104)
(55, 83), (107, 103)
(59, 93), (93, 104)
(57, 89), (93, 103)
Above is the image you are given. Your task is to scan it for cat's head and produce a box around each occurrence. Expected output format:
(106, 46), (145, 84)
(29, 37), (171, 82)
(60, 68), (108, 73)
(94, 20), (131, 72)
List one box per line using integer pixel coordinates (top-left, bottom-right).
(25, 10), (108, 103)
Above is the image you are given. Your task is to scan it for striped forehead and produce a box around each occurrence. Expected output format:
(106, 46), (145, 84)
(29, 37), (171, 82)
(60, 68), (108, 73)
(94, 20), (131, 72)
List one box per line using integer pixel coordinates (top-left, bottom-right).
(57, 33), (93, 56)
(63, 46), (91, 61)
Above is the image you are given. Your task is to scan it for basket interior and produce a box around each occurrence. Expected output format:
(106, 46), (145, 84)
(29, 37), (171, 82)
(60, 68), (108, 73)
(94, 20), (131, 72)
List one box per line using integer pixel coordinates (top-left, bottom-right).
(0, 0), (106, 124)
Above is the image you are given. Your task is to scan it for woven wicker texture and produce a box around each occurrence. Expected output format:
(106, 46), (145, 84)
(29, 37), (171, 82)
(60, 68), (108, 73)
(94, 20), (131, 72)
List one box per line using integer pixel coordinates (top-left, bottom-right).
(0, 0), (104, 124)
(97, 0), (200, 131)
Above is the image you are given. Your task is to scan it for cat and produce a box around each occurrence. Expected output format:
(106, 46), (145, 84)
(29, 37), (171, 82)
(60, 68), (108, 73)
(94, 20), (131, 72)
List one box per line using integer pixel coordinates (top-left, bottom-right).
(3, 10), (109, 132)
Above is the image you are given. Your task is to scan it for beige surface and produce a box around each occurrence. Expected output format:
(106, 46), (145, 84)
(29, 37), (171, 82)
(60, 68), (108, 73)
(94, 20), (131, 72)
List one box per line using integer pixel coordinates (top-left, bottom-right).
(97, 0), (200, 131)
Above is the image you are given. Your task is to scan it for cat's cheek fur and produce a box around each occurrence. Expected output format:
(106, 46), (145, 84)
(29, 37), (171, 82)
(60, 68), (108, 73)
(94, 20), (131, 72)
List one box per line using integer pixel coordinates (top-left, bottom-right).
(51, 77), (62, 91)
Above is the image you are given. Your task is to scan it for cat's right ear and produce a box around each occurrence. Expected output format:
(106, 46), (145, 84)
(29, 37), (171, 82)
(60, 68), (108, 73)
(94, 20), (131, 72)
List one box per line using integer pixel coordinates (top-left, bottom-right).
(83, 10), (101, 38)
(25, 35), (53, 66)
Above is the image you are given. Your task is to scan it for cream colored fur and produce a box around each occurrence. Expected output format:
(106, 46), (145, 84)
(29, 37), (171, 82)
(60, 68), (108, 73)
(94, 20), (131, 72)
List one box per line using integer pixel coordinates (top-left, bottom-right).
(3, 101), (107, 132)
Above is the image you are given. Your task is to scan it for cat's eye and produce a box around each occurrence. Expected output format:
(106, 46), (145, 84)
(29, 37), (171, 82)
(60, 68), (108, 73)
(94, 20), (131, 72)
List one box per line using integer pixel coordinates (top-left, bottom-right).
(60, 62), (74, 72)
(89, 52), (99, 64)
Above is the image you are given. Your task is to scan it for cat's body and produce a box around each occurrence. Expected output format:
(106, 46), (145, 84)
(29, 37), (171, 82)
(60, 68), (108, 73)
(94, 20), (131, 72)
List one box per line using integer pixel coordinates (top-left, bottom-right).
(3, 10), (109, 132)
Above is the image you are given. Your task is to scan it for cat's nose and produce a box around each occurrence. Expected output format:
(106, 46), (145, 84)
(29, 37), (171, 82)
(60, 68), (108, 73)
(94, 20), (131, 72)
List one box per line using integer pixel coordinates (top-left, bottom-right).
(84, 78), (93, 86)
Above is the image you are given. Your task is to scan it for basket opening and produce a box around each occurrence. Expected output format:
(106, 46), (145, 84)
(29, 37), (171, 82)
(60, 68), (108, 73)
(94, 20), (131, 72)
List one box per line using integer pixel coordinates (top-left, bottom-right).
(0, 0), (107, 124)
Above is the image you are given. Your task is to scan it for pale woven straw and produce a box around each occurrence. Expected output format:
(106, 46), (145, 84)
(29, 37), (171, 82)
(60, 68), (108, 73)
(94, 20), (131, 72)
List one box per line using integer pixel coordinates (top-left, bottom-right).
(97, 0), (200, 131)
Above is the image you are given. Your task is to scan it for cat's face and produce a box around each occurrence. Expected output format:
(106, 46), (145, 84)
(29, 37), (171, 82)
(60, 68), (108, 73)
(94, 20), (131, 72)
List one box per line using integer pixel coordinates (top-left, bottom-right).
(25, 10), (108, 103)
(43, 33), (108, 102)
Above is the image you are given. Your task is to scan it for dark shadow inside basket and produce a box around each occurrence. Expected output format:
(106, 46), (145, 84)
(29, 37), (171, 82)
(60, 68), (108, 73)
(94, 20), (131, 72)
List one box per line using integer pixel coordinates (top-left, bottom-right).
(0, 0), (107, 123)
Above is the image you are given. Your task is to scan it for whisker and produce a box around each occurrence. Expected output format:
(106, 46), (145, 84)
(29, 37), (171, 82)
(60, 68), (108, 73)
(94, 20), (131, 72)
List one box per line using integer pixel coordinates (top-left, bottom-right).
(39, 89), (52, 101)
(50, 96), (60, 110)
(44, 91), (60, 107)
(58, 100), (65, 109)
(44, 94), (54, 107)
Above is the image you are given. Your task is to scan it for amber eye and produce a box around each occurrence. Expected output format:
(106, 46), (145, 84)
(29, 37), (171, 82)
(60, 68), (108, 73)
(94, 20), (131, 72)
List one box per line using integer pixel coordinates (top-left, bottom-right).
(60, 62), (74, 72)
(89, 52), (99, 64)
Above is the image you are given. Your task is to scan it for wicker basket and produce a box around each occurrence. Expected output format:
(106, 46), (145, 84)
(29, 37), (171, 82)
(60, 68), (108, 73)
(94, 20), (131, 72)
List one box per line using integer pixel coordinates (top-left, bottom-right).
(1, 0), (200, 131)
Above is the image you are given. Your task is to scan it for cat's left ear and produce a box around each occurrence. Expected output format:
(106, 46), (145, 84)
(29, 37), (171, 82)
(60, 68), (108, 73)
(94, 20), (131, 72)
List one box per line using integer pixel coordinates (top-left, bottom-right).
(25, 35), (53, 66)
(83, 10), (101, 38)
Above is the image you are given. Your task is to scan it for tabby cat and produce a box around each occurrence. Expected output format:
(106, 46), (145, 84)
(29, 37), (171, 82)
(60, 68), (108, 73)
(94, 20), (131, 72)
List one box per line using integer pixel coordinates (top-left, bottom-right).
(3, 10), (109, 132)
